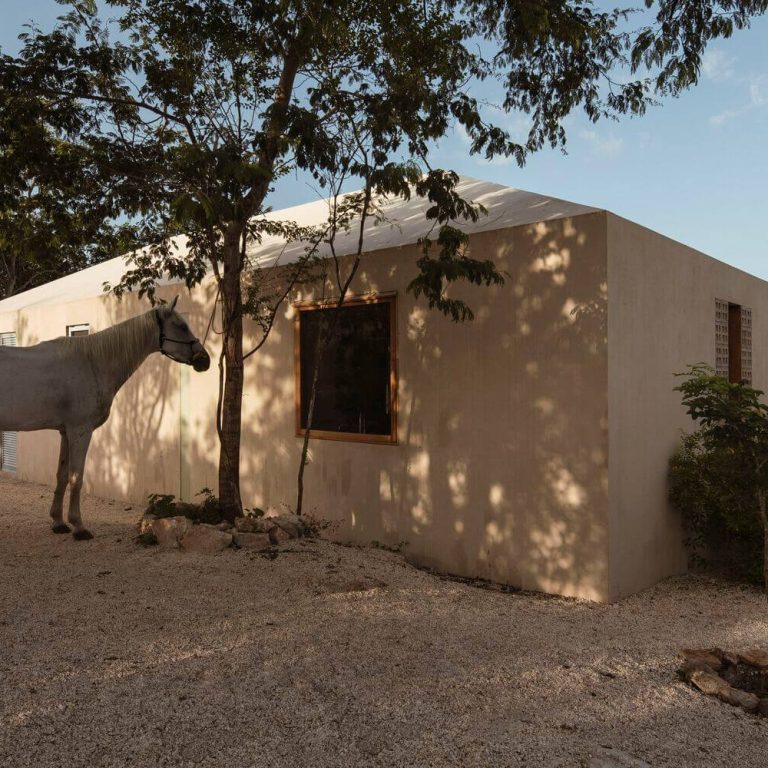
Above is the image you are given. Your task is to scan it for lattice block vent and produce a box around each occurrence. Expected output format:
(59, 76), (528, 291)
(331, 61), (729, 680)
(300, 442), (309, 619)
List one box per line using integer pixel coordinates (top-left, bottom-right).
(715, 299), (729, 377)
(741, 306), (752, 385)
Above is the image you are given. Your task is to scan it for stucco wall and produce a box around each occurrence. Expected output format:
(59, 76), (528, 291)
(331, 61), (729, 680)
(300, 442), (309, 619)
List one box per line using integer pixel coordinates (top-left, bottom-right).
(235, 213), (611, 599)
(1, 213), (612, 600)
(607, 214), (768, 600)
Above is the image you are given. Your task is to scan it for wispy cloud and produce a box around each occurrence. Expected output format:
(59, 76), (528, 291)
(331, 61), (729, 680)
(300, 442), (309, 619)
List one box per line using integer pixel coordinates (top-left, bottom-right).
(710, 108), (742, 126)
(749, 74), (768, 106)
(579, 129), (624, 158)
(710, 73), (768, 125)
(701, 49), (735, 82)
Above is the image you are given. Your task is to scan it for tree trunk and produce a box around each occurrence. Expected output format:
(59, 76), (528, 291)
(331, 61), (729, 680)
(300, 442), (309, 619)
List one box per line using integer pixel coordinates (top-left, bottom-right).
(296, 313), (328, 516)
(218, 237), (244, 521)
(213, 18), (310, 519)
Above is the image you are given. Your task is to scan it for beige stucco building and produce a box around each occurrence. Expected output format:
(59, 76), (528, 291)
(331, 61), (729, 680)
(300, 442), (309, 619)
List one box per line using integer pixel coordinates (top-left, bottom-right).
(1, 177), (765, 601)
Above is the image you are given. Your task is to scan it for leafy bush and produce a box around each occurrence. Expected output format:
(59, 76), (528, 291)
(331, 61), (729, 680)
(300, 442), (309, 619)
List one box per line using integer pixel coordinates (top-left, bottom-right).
(669, 364), (768, 588)
(144, 488), (223, 525)
(146, 492), (177, 518)
(669, 432), (763, 583)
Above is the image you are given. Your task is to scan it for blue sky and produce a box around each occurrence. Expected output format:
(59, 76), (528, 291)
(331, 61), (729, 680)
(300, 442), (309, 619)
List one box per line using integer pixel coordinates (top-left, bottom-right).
(3, 2), (767, 276)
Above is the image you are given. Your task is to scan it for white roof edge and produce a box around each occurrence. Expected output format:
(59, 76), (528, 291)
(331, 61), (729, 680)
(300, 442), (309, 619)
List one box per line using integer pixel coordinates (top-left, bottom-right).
(0, 176), (600, 313)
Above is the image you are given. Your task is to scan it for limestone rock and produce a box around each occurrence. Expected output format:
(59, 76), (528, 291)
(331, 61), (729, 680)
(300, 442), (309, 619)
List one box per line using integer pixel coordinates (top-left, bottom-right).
(180, 524), (232, 553)
(270, 512), (306, 539)
(150, 516), (191, 548)
(233, 531), (271, 550)
(688, 668), (759, 712)
(680, 659), (716, 680)
(682, 648), (722, 670)
(723, 687), (760, 713)
(739, 649), (768, 669)
(269, 525), (292, 545)
(138, 513), (157, 535)
(234, 516), (274, 534)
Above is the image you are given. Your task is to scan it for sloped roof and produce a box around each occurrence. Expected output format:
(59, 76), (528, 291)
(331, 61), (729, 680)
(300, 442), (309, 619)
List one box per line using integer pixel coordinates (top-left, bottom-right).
(0, 176), (599, 313)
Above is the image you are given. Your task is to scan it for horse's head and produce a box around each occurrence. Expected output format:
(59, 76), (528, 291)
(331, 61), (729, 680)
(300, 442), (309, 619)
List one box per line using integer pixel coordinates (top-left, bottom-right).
(155, 297), (211, 372)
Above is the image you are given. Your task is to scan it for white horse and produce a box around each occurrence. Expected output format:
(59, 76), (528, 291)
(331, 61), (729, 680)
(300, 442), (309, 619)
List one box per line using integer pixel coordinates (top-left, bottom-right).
(0, 298), (210, 539)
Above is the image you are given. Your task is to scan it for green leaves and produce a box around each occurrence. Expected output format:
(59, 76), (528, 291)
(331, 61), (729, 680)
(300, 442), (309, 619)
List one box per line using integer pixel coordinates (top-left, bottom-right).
(5, 0), (762, 309)
(632, 1), (768, 96)
(675, 363), (768, 453)
(671, 364), (768, 586)
(408, 223), (505, 323)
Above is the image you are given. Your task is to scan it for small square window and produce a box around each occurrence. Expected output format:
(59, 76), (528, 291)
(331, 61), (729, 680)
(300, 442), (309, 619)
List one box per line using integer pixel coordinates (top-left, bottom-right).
(294, 295), (397, 444)
(67, 323), (90, 337)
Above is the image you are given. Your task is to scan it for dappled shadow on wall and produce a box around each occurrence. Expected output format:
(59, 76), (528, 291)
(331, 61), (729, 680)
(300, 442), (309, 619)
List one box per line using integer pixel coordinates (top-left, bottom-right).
(18, 213), (609, 600)
(283, 214), (610, 600)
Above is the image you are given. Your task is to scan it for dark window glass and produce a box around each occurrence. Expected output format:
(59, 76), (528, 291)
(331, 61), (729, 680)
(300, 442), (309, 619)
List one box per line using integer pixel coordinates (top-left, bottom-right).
(299, 301), (393, 437)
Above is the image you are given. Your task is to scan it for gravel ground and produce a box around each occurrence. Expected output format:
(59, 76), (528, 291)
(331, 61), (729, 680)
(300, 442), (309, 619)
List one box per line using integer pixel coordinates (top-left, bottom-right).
(1, 475), (767, 768)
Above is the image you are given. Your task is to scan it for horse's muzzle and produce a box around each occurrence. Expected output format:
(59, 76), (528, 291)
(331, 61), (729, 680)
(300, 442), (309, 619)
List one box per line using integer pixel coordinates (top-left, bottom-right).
(192, 349), (211, 372)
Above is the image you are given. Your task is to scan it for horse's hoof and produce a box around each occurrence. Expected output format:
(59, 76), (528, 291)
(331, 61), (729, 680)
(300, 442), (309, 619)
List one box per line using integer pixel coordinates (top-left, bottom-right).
(51, 523), (71, 534)
(73, 529), (94, 541)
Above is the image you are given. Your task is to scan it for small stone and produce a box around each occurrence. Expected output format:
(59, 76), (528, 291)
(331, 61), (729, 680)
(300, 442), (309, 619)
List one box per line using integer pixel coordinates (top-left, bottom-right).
(688, 668), (732, 697)
(739, 649), (768, 670)
(138, 513), (157, 535)
(724, 687), (760, 713)
(180, 524), (232, 554)
(269, 526), (292, 546)
(233, 531), (271, 550)
(682, 648), (722, 670)
(215, 521), (233, 531)
(150, 516), (191, 548)
(680, 659), (715, 680)
(688, 668), (759, 712)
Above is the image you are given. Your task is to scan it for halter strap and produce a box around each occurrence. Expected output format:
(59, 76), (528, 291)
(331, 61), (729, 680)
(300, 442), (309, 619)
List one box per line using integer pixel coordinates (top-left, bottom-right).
(154, 308), (196, 366)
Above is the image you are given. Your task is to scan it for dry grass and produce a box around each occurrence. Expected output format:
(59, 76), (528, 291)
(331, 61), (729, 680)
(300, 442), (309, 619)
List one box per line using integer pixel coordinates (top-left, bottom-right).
(1, 474), (767, 767)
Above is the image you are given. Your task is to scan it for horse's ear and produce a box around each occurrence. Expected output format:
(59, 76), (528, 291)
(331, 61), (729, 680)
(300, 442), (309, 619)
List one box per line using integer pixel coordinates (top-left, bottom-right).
(170, 295), (179, 312)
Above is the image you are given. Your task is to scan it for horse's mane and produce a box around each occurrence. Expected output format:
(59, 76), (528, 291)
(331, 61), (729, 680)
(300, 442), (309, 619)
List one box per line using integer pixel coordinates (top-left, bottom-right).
(57, 311), (158, 367)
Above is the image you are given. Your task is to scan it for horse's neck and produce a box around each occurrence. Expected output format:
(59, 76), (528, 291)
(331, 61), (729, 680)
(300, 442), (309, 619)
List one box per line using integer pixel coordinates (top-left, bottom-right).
(89, 313), (159, 394)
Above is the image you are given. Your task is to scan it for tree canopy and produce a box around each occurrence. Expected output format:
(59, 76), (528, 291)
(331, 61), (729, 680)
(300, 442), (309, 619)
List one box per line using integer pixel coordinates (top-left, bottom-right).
(0, 55), (138, 299)
(1, 0), (765, 514)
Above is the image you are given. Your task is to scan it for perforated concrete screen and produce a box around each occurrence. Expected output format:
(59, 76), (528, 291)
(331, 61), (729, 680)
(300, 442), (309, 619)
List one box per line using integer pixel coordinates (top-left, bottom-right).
(715, 299), (752, 385)
(741, 306), (752, 385)
(715, 299), (729, 378)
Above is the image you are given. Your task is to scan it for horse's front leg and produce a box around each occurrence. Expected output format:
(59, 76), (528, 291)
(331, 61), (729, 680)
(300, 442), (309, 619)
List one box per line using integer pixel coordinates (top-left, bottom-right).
(50, 430), (70, 534)
(66, 429), (94, 540)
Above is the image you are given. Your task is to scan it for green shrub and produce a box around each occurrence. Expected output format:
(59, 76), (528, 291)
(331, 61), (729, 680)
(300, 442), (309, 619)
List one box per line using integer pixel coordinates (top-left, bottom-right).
(146, 492), (177, 518)
(669, 364), (768, 589)
(669, 432), (763, 583)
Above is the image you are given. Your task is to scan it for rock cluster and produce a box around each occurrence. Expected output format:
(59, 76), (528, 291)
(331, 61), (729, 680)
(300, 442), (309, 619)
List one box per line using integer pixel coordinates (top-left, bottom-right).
(679, 647), (768, 715)
(139, 510), (308, 553)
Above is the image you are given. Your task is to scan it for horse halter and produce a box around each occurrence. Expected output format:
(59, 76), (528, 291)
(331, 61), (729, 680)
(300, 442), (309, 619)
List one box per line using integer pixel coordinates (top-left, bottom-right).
(154, 308), (198, 366)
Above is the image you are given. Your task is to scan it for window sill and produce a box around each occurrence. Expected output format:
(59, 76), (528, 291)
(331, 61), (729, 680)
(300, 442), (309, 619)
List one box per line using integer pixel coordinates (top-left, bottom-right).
(295, 428), (398, 446)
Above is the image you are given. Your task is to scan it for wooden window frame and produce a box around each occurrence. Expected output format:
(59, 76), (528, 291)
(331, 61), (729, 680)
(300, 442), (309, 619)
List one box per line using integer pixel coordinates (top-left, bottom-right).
(293, 293), (398, 445)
